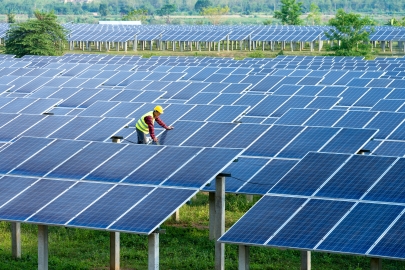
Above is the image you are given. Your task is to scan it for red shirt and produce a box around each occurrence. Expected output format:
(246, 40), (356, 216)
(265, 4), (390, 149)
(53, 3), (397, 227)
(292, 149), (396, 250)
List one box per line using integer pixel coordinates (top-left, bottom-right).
(144, 115), (169, 140)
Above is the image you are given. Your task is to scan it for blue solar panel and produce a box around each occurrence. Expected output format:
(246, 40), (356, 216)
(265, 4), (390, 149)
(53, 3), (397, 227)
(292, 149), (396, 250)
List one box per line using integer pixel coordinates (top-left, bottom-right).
(316, 155), (396, 199)
(318, 86), (347, 97)
(278, 127), (339, 159)
(207, 105), (248, 122)
(365, 112), (405, 139)
(186, 93), (218, 104)
(220, 196), (306, 244)
(163, 148), (241, 188)
(371, 99), (405, 112)
(0, 114), (45, 141)
(76, 117), (130, 142)
(46, 143), (124, 179)
(0, 137), (53, 174)
(28, 182), (112, 224)
(180, 105), (219, 121)
(373, 141), (405, 157)
(270, 152), (350, 196)
(267, 199), (354, 249)
(234, 94), (265, 106)
(388, 121), (405, 140)
(244, 125), (303, 157)
(321, 128), (376, 154)
(0, 179), (72, 221)
(109, 187), (196, 234)
(364, 158), (405, 202)
(247, 96), (289, 117)
(0, 98), (39, 113)
(0, 176), (38, 206)
(215, 124), (269, 149)
(304, 109), (345, 126)
(353, 88), (392, 107)
(387, 89), (405, 99)
(20, 115), (74, 138)
(48, 116), (102, 139)
(203, 157), (269, 193)
(182, 122), (235, 147)
(272, 85), (302, 95)
(250, 76), (285, 92)
(157, 121), (204, 146)
(10, 139), (88, 177)
(369, 213), (405, 259)
(334, 111), (377, 128)
(338, 87), (369, 106)
(306, 97), (340, 109)
(103, 102), (140, 118)
(68, 185), (154, 228)
(271, 96), (314, 117)
(123, 147), (201, 185)
(79, 101), (120, 117)
(238, 159), (298, 194)
(19, 99), (60, 114)
(296, 86), (324, 96)
(210, 94), (241, 105)
(85, 145), (162, 182)
(275, 109), (317, 125)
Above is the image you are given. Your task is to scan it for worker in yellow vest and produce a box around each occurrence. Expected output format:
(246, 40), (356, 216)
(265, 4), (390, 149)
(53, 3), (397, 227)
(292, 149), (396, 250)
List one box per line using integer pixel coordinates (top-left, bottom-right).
(135, 105), (173, 144)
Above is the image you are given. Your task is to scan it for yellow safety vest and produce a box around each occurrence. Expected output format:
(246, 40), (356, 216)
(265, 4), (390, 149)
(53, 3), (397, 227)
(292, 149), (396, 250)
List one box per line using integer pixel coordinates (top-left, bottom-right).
(136, 111), (154, 134)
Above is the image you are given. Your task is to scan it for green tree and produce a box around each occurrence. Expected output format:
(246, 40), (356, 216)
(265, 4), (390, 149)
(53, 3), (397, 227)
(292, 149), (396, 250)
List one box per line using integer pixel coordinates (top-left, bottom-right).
(201, 5), (229, 25)
(99, 3), (108, 17)
(263, 19), (272, 25)
(326, 9), (374, 57)
(122, 8), (148, 22)
(274, 0), (303, 25)
(194, 0), (212, 12)
(307, 3), (321, 25)
(387, 17), (405, 26)
(158, 4), (176, 24)
(4, 10), (67, 58)
(7, 12), (16, 23)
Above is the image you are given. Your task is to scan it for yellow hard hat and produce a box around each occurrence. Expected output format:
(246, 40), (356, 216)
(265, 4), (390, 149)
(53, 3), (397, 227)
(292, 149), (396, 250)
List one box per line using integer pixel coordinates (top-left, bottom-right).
(154, 105), (164, 114)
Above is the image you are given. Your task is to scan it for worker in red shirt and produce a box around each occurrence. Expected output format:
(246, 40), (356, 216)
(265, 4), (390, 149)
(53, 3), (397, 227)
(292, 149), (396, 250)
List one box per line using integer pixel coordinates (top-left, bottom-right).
(136, 105), (174, 144)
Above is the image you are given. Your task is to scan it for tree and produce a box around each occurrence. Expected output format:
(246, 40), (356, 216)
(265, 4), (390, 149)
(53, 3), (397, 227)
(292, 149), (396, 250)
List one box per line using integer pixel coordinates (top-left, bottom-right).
(4, 11), (67, 58)
(263, 19), (272, 25)
(274, 0), (303, 25)
(99, 3), (108, 17)
(122, 8), (148, 22)
(158, 4), (176, 24)
(201, 6), (229, 25)
(387, 17), (405, 26)
(195, 0), (212, 12)
(307, 3), (321, 25)
(7, 12), (16, 23)
(326, 9), (374, 57)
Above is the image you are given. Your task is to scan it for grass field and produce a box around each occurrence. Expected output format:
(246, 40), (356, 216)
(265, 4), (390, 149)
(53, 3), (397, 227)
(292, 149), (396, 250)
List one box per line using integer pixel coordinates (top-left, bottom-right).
(1, 193), (405, 269)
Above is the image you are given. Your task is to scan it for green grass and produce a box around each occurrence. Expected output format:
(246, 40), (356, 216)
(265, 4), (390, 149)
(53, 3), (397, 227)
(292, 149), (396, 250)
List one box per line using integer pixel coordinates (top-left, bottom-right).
(2, 193), (405, 269)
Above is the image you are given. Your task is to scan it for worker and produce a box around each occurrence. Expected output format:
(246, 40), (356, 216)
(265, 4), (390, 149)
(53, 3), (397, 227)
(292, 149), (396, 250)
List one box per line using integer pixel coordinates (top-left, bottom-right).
(136, 105), (173, 144)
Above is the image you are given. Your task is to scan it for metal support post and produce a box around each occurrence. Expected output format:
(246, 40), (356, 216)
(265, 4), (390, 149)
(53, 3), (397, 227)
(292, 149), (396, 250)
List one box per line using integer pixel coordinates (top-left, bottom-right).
(370, 258), (382, 270)
(148, 233), (159, 270)
(239, 245), (250, 270)
(301, 251), (311, 270)
(11, 222), (21, 259)
(381, 41), (386, 52)
(209, 192), (215, 240)
(171, 209), (180, 221)
(215, 175), (225, 270)
(110, 232), (120, 270)
(38, 225), (48, 270)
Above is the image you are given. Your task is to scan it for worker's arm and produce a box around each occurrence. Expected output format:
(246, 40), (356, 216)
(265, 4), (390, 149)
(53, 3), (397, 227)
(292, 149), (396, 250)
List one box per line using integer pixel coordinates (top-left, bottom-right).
(144, 116), (158, 141)
(155, 117), (173, 130)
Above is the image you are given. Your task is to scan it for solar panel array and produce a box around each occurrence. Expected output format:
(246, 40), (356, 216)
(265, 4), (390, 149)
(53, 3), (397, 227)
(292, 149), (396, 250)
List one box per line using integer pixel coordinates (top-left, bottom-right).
(1, 53), (405, 263)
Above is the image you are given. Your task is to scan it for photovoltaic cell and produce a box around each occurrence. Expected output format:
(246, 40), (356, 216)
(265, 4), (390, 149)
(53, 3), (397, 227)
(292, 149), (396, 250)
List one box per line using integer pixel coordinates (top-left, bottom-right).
(124, 147), (201, 185)
(0, 176), (39, 206)
(85, 145), (162, 182)
(317, 203), (404, 254)
(68, 185), (154, 228)
(369, 214), (405, 259)
(0, 179), (73, 221)
(238, 159), (298, 195)
(244, 125), (303, 157)
(180, 105), (220, 121)
(48, 116), (101, 139)
(10, 139), (89, 177)
(182, 122), (235, 147)
(163, 148), (241, 188)
(267, 199), (354, 249)
(278, 127), (339, 159)
(28, 182), (112, 224)
(0, 137), (53, 174)
(373, 141), (405, 157)
(220, 196), (306, 245)
(46, 142), (124, 180)
(247, 96), (289, 117)
(334, 111), (377, 128)
(321, 128), (376, 154)
(207, 105), (248, 122)
(316, 155), (396, 199)
(275, 109), (317, 125)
